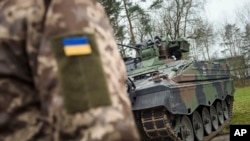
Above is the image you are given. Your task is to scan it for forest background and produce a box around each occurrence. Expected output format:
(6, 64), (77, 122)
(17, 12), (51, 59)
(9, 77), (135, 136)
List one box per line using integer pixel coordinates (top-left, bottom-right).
(99, 0), (250, 86)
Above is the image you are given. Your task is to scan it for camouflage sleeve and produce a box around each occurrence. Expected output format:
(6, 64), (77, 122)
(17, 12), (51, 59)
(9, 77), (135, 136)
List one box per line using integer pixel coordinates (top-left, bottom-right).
(0, 0), (53, 140)
(38, 0), (140, 141)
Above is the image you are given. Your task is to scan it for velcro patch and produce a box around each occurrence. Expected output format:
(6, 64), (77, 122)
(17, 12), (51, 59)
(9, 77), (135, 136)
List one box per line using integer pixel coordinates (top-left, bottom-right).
(51, 33), (111, 114)
(63, 37), (92, 56)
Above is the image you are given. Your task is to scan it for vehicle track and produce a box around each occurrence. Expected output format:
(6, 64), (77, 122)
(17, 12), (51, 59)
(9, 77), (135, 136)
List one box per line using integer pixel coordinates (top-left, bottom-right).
(140, 97), (233, 141)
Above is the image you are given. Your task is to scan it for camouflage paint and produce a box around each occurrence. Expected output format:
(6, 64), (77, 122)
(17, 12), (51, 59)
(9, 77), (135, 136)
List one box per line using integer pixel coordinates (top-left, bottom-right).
(173, 61), (231, 82)
(202, 83), (217, 105)
(130, 60), (234, 115)
(178, 86), (199, 113)
(123, 34), (235, 140)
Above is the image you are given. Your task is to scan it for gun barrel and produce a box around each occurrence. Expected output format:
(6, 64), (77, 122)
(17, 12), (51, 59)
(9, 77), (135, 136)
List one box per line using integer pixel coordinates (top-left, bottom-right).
(117, 43), (141, 50)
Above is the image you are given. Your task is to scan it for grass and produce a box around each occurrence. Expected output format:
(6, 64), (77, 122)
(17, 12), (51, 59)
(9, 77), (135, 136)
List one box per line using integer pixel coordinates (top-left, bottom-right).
(221, 86), (250, 134)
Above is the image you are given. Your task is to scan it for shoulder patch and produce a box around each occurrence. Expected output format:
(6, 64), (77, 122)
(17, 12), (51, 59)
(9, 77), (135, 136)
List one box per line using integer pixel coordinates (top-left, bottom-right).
(63, 37), (92, 56)
(51, 33), (111, 114)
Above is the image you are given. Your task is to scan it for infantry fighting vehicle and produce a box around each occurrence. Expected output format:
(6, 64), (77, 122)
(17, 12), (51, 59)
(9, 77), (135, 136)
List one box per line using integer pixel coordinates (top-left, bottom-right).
(120, 36), (235, 141)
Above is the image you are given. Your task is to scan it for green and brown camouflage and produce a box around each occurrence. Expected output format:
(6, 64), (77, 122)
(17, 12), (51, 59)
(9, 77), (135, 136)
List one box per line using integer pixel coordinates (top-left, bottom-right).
(124, 36), (235, 141)
(120, 36), (189, 77)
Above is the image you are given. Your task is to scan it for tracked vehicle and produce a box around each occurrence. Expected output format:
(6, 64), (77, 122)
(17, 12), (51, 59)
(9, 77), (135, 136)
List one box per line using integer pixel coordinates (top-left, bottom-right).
(121, 36), (235, 141)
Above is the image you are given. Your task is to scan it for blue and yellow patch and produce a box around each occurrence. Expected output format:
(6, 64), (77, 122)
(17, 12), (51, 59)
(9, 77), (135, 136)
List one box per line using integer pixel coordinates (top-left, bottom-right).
(63, 37), (92, 56)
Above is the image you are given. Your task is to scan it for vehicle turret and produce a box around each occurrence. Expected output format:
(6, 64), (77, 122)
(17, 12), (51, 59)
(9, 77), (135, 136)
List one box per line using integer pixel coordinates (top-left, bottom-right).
(122, 36), (235, 141)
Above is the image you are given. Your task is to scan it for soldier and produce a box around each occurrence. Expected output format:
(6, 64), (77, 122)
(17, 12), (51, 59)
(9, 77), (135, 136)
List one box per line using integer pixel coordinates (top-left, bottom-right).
(0, 0), (140, 141)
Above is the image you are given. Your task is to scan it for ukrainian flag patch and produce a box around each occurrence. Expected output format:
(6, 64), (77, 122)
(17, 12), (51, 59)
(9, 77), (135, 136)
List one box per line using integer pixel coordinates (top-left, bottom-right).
(63, 37), (92, 56)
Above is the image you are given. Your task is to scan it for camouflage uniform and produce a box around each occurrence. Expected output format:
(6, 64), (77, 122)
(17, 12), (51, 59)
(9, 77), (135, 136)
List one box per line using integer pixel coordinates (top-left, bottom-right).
(0, 0), (140, 141)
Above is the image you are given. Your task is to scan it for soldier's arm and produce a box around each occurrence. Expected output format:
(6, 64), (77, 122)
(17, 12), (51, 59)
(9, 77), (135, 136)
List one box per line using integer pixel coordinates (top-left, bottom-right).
(38, 0), (140, 141)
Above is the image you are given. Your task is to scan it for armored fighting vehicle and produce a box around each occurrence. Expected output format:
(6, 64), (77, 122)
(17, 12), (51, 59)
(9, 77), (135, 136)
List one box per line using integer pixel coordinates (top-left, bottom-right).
(120, 36), (235, 141)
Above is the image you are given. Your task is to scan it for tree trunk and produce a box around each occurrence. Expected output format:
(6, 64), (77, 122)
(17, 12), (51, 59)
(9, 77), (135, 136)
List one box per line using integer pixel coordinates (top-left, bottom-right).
(183, 0), (192, 37)
(122, 0), (136, 43)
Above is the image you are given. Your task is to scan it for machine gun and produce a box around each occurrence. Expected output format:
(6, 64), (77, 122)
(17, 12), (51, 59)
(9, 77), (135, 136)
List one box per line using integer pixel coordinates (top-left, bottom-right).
(118, 36), (190, 66)
(154, 36), (190, 60)
(120, 36), (235, 141)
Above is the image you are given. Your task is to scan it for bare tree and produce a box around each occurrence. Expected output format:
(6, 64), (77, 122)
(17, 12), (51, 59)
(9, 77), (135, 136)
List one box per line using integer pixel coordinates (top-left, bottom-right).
(219, 23), (249, 86)
(122, 0), (136, 43)
(121, 0), (149, 43)
(221, 24), (242, 57)
(189, 20), (214, 61)
(149, 0), (205, 40)
(134, 13), (153, 42)
(236, 1), (250, 26)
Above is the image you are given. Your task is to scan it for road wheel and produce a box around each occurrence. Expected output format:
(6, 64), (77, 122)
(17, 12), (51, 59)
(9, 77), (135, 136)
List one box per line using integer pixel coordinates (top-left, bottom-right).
(210, 105), (219, 130)
(180, 115), (194, 141)
(201, 107), (212, 135)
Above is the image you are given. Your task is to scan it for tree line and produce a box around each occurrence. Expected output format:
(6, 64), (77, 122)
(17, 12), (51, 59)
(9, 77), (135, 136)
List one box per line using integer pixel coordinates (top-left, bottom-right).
(99, 0), (250, 86)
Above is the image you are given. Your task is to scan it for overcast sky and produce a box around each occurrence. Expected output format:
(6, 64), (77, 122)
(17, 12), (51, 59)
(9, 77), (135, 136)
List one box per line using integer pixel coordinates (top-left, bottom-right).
(204, 0), (249, 58)
(131, 0), (250, 59)
(205, 0), (249, 25)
